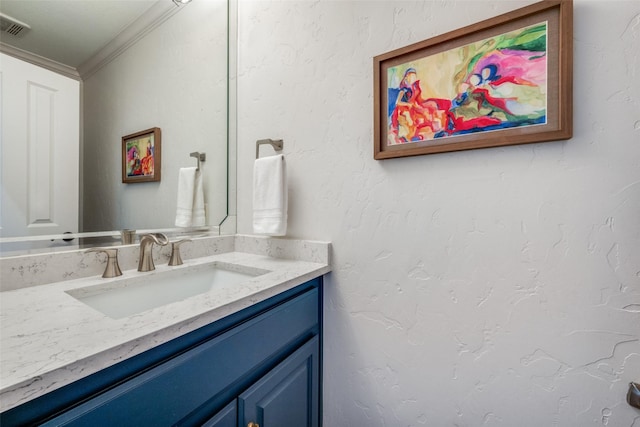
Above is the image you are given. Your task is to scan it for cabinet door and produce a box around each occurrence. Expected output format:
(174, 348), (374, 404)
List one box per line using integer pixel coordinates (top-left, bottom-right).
(202, 400), (237, 427)
(239, 336), (319, 427)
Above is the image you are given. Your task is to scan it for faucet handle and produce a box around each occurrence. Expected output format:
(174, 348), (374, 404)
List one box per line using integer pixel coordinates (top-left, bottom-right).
(168, 239), (192, 266)
(86, 247), (123, 278)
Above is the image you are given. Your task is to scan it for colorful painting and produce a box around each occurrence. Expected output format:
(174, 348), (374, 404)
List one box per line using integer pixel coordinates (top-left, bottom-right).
(387, 22), (547, 146)
(373, 0), (573, 159)
(122, 128), (161, 183)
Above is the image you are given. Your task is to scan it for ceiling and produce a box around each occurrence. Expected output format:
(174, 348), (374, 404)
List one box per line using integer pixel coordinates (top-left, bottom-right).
(0, 0), (160, 69)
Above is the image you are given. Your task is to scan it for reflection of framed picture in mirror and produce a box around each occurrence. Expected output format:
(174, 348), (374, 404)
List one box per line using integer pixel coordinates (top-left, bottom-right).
(122, 127), (161, 183)
(374, 0), (573, 160)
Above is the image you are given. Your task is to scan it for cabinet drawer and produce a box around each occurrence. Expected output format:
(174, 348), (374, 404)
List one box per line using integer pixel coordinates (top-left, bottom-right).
(43, 288), (319, 427)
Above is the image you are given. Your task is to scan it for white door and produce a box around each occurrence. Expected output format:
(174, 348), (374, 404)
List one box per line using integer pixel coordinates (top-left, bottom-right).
(0, 53), (79, 237)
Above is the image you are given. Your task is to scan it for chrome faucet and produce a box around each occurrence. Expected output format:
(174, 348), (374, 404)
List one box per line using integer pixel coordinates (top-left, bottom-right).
(138, 233), (169, 272)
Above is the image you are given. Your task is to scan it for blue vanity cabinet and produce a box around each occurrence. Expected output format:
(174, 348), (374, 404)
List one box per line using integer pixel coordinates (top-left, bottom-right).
(238, 336), (319, 427)
(0, 277), (323, 427)
(203, 336), (319, 427)
(202, 401), (237, 427)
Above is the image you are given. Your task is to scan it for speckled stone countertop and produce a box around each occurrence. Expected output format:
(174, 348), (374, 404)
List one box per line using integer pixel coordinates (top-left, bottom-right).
(0, 235), (330, 412)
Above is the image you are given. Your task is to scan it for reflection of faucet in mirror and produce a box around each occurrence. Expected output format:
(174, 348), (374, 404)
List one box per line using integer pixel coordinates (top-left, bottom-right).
(138, 233), (169, 272)
(121, 229), (136, 245)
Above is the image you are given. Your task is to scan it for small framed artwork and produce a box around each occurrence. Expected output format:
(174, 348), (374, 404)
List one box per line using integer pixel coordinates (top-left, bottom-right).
(373, 0), (573, 160)
(122, 127), (161, 183)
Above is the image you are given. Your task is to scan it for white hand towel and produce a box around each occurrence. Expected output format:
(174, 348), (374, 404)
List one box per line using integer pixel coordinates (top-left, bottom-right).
(253, 154), (287, 236)
(191, 170), (205, 227)
(175, 167), (206, 227)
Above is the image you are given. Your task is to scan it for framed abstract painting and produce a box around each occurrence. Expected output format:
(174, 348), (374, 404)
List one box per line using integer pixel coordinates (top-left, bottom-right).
(373, 0), (573, 160)
(122, 127), (161, 183)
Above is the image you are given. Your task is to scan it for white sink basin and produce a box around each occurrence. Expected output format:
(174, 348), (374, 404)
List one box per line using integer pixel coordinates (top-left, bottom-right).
(66, 262), (269, 319)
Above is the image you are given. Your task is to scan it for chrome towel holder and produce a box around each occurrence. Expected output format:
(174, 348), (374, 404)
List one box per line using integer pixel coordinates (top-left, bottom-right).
(256, 139), (283, 159)
(190, 152), (206, 171)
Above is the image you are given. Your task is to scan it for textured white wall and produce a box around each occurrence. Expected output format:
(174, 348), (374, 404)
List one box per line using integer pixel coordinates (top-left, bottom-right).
(237, 0), (640, 425)
(82, 0), (228, 231)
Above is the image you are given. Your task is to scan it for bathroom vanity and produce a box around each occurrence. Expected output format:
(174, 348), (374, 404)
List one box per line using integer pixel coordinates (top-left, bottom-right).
(0, 236), (330, 427)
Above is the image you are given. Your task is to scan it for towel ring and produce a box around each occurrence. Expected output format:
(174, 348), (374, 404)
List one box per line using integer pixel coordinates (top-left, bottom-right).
(190, 152), (206, 171)
(256, 139), (283, 159)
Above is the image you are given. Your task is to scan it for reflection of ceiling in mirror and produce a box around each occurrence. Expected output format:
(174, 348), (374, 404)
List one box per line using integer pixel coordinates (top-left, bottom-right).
(0, 0), (158, 68)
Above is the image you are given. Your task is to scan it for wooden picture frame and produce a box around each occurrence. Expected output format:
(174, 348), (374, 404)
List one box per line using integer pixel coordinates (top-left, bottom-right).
(373, 0), (572, 160)
(122, 127), (161, 183)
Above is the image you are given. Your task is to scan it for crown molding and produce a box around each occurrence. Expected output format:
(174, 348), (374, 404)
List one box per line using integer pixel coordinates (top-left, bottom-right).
(0, 42), (81, 81)
(1, 1), (184, 82)
(77, 1), (183, 80)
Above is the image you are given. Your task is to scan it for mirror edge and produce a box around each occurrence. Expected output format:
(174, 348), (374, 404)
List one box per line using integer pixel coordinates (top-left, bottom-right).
(219, 0), (237, 236)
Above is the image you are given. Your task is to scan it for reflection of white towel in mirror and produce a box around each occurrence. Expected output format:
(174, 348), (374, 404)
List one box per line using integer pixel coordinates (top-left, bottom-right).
(253, 154), (287, 236)
(175, 167), (205, 227)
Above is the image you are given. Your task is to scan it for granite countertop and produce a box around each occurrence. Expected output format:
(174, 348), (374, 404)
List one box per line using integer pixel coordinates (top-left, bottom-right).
(0, 236), (331, 412)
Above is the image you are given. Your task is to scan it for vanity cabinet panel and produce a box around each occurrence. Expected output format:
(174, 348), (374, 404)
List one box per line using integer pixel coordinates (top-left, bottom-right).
(239, 336), (319, 427)
(202, 401), (237, 427)
(1, 277), (322, 427)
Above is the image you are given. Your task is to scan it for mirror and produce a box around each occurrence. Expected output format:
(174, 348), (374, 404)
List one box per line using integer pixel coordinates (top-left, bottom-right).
(0, 0), (236, 255)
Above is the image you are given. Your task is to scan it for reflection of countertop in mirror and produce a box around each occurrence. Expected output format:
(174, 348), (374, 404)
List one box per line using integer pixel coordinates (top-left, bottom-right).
(0, 235), (331, 412)
(0, 227), (221, 258)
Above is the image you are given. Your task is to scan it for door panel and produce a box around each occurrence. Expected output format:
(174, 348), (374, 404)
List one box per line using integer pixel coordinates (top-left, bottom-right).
(0, 53), (79, 237)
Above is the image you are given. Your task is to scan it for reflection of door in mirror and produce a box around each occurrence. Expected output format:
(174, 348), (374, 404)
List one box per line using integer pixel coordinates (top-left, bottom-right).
(0, 53), (79, 237)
